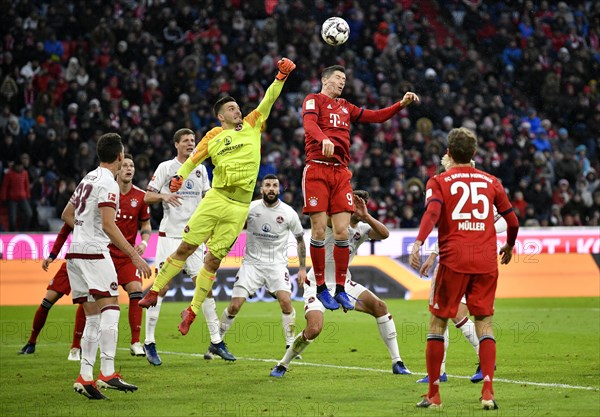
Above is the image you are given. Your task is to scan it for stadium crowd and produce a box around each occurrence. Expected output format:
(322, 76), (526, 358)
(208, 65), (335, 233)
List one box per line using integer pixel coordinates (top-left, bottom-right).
(0, 0), (598, 232)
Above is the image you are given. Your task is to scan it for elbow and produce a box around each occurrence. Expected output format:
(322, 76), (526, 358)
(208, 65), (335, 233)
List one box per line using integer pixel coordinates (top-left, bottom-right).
(380, 229), (390, 240)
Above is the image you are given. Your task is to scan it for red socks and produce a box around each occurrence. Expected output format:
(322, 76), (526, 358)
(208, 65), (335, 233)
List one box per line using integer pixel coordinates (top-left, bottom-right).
(426, 335), (445, 398)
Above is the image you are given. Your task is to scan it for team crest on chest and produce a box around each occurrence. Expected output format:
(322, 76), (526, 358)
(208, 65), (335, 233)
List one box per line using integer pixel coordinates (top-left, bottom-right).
(130, 198), (139, 208)
(341, 107), (348, 114)
(196, 170), (202, 178)
(276, 216), (284, 224)
(353, 232), (361, 241)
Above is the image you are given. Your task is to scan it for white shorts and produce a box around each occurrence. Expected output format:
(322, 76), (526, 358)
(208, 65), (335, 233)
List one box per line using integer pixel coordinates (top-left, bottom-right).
(232, 263), (291, 299)
(67, 255), (119, 303)
(155, 236), (205, 278)
(303, 279), (368, 314)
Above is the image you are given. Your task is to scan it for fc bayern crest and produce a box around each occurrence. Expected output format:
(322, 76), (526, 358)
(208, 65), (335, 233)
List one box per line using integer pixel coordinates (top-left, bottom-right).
(276, 216), (284, 224)
(130, 198), (139, 207)
(308, 197), (318, 207)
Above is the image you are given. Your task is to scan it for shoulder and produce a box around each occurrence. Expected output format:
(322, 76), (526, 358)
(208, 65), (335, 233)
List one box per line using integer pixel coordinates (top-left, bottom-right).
(132, 185), (146, 197)
(249, 200), (262, 210)
(205, 127), (223, 139)
(303, 94), (320, 111)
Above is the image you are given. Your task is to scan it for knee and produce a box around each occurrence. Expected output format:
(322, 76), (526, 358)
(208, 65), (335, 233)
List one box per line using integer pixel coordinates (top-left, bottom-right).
(204, 253), (221, 272)
(228, 300), (243, 316)
(373, 299), (388, 317)
(177, 242), (197, 258)
(303, 323), (322, 340)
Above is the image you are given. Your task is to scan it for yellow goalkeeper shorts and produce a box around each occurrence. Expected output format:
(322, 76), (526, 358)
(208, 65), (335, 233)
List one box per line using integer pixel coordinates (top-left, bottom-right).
(182, 188), (250, 260)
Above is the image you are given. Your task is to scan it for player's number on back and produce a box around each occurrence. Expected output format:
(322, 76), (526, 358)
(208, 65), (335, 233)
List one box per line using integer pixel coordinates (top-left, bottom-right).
(450, 181), (490, 220)
(72, 183), (93, 215)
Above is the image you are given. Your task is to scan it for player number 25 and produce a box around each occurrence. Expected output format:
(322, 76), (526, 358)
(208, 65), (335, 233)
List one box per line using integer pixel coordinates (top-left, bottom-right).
(450, 181), (489, 220)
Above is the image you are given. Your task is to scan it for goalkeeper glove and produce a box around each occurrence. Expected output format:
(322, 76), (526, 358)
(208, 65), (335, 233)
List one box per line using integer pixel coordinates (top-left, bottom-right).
(276, 57), (296, 81)
(169, 175), (184, 193)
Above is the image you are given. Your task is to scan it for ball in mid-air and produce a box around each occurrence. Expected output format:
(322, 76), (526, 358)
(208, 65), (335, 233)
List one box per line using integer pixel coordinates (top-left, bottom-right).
(321, 17), (350, 46)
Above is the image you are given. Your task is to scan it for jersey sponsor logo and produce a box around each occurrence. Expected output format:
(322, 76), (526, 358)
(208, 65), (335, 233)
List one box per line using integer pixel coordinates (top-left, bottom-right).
(185, 180), (194, 190)
(308, 196), (318, 207)
(262, 223), (271, 233)
(130, 198), (139, 208)
(276, 216), (284, 224)
(305, 99), (315, 110)
(110, 282), (118, 290)
(224, 136), (232, 145)
(108, 193), (117, 202)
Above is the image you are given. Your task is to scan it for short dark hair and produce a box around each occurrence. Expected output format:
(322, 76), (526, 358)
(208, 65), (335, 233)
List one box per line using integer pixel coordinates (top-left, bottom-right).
(173, 128), (194, 144)
(213, 96), (236, 118)
(447, 127), (477, 164)
(262, 174), (278, 182)
(97, 133), (123, 163)
(322, 65), (345, 79)
(353, 189), (369, 203)
(123, 153), (133, 160)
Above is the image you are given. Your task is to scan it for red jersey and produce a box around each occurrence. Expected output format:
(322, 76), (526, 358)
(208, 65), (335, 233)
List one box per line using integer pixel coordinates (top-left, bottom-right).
(302, 93), (363, 166)
(422, 167), (514, 273)
(108, 185), (150, 258)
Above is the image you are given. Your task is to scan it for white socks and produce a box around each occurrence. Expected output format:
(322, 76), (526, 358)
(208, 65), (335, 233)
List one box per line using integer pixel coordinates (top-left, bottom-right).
(441, 326), (449, 374)
(202, 297), (222, 344)
(80, 313), (100, 381)
(376, 314), (402, 364)
(282, 309), (296, 347)
(456, 317), (479, 354)
(144, 295), (163, 344)
(99, 306), (120, 377)
(280, 331), (312, 367)
(220, 307), (236, 337)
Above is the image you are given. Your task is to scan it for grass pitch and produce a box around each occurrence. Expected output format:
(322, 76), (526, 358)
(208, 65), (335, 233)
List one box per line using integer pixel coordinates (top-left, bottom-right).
(1, 297), (598, 416)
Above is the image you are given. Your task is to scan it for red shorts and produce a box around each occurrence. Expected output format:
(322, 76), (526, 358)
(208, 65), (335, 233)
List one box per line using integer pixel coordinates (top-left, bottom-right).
(302, 161), (354, 215)
(429, 263), (498, 318)
(112, 256), (141, 287)
(47, 262), (71, 295)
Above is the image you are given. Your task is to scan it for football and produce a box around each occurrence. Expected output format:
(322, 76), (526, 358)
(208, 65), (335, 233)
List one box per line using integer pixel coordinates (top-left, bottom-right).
(321, 17), (350, 46)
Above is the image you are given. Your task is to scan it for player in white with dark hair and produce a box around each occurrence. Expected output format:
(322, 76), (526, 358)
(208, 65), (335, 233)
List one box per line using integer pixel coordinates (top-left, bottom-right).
(270, 190), (411, 377)
(62, 133), (151, 399)
(218, 174), (307, 354)
(143, 128), (223, 364)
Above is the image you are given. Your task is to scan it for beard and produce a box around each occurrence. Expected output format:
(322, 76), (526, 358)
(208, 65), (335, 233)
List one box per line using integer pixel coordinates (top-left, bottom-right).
(262, 193), (279, 205)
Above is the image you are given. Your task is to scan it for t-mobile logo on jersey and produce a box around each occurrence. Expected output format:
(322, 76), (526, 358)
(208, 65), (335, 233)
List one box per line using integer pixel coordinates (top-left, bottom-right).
(329, 113), (341, 127)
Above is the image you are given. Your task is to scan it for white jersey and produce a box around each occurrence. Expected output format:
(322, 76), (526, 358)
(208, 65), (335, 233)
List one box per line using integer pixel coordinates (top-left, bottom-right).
(307, 222), (372, 285)
(244, 199), (304, 266)
(68, 166), (119, 255)
(147, 158), (210, 238)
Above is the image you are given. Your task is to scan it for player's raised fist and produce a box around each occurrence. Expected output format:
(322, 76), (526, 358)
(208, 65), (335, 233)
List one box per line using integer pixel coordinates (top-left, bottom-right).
(276, 58), (296, 81)
(169, 175), (184, 193)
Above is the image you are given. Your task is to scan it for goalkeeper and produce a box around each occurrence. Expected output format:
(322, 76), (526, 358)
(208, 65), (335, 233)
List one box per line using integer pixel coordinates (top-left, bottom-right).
(140, 58), (296, 337)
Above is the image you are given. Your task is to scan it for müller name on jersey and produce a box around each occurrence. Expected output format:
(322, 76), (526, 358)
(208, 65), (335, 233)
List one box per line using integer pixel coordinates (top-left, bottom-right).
(457, 221), (486, 231)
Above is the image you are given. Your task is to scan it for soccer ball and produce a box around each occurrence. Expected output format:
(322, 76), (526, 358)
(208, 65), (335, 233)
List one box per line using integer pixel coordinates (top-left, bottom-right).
(321, 17), (350, 46)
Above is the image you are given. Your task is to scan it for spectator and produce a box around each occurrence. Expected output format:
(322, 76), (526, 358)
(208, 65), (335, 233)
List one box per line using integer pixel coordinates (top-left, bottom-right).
(0, 160), (33, 231)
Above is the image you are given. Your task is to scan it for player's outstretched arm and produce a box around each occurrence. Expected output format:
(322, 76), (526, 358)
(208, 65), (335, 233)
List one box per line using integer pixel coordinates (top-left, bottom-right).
(255, 58), (296, 120)
(357, 91), (420, 124)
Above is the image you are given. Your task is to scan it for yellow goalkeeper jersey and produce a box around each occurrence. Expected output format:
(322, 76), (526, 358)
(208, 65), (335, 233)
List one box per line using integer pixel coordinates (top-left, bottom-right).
(177, 79), (285, 204)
